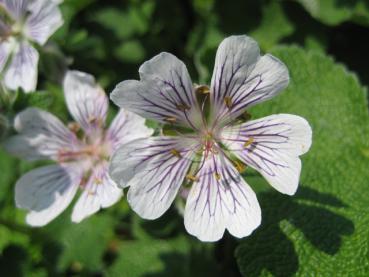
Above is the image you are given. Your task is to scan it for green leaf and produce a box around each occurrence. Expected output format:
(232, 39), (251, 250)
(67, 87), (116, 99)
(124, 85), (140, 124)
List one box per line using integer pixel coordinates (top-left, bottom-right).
(250, 1), (295, 51)
(108, 236), (192, 277)
(236, 46), (369, 276)
(91, 2), (154, 40)
(43, 214), (116, 273)
(294, 0), (369, 26)
(114, 40), (146, 63)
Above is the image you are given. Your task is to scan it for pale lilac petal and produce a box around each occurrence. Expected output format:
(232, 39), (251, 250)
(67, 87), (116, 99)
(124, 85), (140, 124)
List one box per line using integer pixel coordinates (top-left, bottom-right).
(25, 0), (63, 45)
(71, 162), (122, 223)
(0, 0), (28, 20)
(3, 41), (39, 92)
(210, 35), (289, 126)
(4, 108), (80, 161)
(106, 109), (153, 151)
(0, 39), (13, 71)
(63, 70), (108, 136)
(184, 152), (261, 242)
(15, 163), (82, 226)
(221, 114), (312, 195)
(109, 136), (199, 219)
(111, 52), (202, 130)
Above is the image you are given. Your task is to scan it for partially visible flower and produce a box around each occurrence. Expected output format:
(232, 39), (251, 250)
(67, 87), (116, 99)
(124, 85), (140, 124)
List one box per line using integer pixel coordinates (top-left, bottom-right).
(0, 0), (63, 92)
(5, 70), (153, 226)
(109, 35), (312, 242)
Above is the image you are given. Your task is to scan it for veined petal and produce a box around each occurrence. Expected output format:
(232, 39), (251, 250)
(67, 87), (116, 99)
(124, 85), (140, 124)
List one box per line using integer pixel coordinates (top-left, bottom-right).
(25, 0), (63, 45)
(210, 35), (289, 126)
(109, 136), (199, 219)
(0, 0), (28, 20)
(4, 108), (80, 161)
(111, 52), (202, 130)
(106, 109), (153, 151)
(184, 152), (261, 242)
(63, 70), (108, 136)
(3, 41), (39, 92)
(71, 162), (122, 223)
(15, 163), (82, 226)
(221, 114), (312, 195)
(0, 39), (13, 71)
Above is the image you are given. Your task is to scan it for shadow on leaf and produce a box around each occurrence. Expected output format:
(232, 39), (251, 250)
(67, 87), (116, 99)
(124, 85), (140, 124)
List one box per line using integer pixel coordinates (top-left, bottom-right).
(0, 244), (29, 277)
(235, 186), (354, 277)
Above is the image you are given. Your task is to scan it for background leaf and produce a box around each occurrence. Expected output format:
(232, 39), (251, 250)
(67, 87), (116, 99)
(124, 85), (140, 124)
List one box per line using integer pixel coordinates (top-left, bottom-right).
(236, 45), (369, 276)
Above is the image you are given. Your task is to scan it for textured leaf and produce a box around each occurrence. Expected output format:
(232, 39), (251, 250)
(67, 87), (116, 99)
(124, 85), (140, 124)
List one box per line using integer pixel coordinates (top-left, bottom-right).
(108, 236), (191, 277)
(43, 214), (116, 273)
(250, 1), (295, 50)
(295, 0), (369, 26)
(235, 46), (369, 276)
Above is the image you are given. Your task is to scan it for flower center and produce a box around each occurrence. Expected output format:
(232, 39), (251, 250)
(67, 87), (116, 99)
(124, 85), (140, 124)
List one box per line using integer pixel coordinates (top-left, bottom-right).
(201, 131), (218, 158)
(57, 143), (110, 164)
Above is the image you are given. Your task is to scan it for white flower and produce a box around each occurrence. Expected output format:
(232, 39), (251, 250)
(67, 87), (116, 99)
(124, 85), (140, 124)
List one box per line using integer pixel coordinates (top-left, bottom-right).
(5, 70), (153, 226)
(109, 35), (312, 242)
(0, 0), (63, 92)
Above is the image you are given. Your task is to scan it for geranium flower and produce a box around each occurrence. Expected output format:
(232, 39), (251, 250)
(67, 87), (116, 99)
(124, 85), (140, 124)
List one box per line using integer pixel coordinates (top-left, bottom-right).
(0, 0), (63, 92)
(5, 70), (153, 226)
(109, 35), (312, 242)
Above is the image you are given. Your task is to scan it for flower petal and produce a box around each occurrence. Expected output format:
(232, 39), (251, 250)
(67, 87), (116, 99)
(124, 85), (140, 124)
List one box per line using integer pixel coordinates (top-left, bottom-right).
(4, 107), (80, 161)
(15, 164), (82, 226)
(4, 41), (39, 92)
(25, 0), (63, 45)
(109, 136), (199, 219)
(0, 0), (28, 20)
(221, 114), (312, 195)
(63, 70), (108, 136)
(71, 162), (122, 223)
(111, 52), (202, 130)
(106, 109), (153, 151)
(0, 39), (13, 71)
(210, 35), (289, 126)
(184, 152), (261, 242)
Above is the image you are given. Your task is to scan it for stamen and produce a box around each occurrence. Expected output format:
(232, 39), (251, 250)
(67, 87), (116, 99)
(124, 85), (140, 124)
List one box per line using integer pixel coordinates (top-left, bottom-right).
(176, 103), (190, 111)
(205, 132), (213, 140)
(95, 178), (103, 185)
(170, 149), (182, 158)
(68, 122), (80, 133)
(89, 116), (103, 126)
(241, 111), (252, 121)
(233, 160), (246, 173)
(224, 96), (233, 109)
(186, 174), (199, 182)
(164, 117), (177, 123)
(244, 137), (254, 148)
(79, 174), (89, 188)
(195, 85), (210, 94)
(215, 173), (221, 181)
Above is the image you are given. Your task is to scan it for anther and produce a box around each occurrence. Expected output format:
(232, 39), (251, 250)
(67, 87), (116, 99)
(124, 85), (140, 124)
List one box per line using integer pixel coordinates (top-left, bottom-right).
(215, 173), (221, 181)
(68, 122), (80, 133)
(164, 117), (177, 123)
(233, 160), (246, 173)
(186, 174), (199, 182)
(195, 85), (210, 94)
(170, 149), (182, 158)
(95, 178), (103, 185)
(244, 137), (254, 148)
(241, 111), (252, 121)
(176, 103), (190, 111)
(224, 96), (233, 109)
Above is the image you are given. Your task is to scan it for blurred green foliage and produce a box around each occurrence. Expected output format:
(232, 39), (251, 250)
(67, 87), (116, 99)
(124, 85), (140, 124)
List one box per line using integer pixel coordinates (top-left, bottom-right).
(1, 0), (369, 276)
